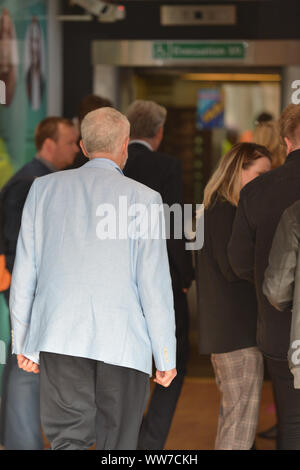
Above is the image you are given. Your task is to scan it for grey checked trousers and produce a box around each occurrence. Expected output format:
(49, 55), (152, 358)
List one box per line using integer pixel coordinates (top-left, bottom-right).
(211, 347), (264, 450)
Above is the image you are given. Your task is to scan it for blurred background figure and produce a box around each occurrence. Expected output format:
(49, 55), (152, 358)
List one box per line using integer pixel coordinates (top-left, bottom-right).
(0, 117), (78, 450)
(78, 94), (113, 124)
(124, 99), (194, 450)
(0, 8), (18, 107)
(254, 112), (274, 126)
(197, 142), (272, 450)
(24, 16), (46, 111)
(253, 120), (286, 169)
(69, 94), (113, 169)
(221, 128), (239, 156)
(240, 111), (274, 143)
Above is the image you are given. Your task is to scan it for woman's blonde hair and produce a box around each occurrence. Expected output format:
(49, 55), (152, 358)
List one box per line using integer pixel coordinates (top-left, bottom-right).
(203, 142), (271, 208)
(253, 120), (286, 169)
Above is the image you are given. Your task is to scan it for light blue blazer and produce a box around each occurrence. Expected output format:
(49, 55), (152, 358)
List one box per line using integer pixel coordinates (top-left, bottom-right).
(10, 158), (176, 375)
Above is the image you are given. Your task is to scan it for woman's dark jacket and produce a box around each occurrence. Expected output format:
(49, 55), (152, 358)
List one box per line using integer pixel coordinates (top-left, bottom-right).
(196, 198), (258, 354)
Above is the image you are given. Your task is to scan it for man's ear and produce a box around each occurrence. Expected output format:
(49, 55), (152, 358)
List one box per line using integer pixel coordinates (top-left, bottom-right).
(155, 126), (164, 148)
(124, 137), (130, 154)
(80, 140), (88, 158)
(284, 137), (292, 155)
(121, 138), (130, 167)
(40, 138), (56, 156)
(155, 126), (162, 140)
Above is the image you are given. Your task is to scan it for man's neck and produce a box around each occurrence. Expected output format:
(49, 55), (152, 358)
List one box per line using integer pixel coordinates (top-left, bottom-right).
(129, 139), (154, 151)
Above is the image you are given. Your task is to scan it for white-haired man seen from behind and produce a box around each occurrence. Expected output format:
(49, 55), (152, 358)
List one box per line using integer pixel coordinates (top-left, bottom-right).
(9, 107), (177, 450)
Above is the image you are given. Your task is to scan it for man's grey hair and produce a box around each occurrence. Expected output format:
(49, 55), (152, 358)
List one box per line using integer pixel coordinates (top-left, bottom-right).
(81, 107), (130, 157)
(126, 100), (167, 139)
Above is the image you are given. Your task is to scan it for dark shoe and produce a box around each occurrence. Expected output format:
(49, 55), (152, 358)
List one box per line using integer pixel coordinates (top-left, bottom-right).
(258, 424), (277, 440)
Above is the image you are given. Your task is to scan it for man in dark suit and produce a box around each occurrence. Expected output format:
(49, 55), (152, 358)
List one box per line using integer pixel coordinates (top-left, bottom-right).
(0, 117), (78, 449)
(124, 100), (194, 450)
(228, 103), (300, 449)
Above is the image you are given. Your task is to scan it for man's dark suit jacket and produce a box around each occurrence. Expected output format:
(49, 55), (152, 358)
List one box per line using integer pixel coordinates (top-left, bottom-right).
(0, 158), (52, 274)
(228, 149), (300, 360)
(124, 142), (194, 293)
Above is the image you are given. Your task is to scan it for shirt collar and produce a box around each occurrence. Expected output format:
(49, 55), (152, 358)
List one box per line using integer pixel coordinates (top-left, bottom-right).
(35, 155), (58, 172)
(83, 157), (123, 175)
(129, 140), (154, 152)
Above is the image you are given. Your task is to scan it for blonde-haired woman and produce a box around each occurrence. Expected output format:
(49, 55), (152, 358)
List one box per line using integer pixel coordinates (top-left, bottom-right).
(253, 120), (286, 169)
(196, 142), (272, 450)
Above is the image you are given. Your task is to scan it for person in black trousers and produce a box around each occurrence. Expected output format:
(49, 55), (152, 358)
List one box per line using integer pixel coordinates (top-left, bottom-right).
(197, 142), (272, 450)
(0, 117), (78, 449)
(228, 103), (300, 450)
(124, 100), (194, 450)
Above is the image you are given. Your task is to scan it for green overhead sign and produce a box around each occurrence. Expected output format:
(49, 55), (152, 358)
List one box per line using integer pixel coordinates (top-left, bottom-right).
(153, 42), (246, 60)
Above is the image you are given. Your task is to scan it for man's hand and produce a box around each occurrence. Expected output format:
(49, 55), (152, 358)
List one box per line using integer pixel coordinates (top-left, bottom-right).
(154, 368), (177, 387)
(17, 354), (40, 374)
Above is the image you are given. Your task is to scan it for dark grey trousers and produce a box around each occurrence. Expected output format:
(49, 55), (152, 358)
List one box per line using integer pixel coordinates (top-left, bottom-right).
(40, 352), (150, 450)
